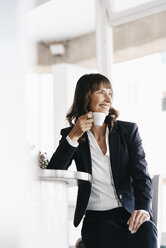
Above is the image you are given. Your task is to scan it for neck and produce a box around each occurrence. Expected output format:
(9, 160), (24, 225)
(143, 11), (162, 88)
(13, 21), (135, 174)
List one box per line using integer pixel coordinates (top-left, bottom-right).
(90, 123), (106, 139)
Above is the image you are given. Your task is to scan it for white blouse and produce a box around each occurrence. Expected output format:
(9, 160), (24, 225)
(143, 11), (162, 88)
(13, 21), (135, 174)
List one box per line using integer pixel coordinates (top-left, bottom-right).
(86, 127), (122, 210)
(66, 127), (122, 211)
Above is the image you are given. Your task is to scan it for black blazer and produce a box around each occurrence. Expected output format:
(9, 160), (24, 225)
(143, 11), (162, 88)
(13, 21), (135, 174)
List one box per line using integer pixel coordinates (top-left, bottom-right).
(47, 120), (152, 227)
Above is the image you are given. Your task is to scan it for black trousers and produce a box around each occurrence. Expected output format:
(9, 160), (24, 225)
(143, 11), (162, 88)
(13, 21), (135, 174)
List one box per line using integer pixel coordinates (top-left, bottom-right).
(81, 207), (158, 248)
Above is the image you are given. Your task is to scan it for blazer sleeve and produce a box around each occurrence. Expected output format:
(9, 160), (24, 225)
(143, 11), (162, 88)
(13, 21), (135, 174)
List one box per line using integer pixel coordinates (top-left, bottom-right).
(47, 128), (78, 170)
(128, 123), (152, 214)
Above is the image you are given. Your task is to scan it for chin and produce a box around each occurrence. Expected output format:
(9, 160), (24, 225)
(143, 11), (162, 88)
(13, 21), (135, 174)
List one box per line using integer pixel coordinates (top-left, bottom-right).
(102, 109), (109, 114)
(104, 109), (110, 115)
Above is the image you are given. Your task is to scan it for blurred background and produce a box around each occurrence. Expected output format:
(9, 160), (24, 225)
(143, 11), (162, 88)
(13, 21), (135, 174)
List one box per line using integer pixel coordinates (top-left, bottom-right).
(1, 0), (166, 247)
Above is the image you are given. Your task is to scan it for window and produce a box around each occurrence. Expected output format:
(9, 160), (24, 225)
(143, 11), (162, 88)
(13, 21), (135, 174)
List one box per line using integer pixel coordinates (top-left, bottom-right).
(111, 0), (154, 12)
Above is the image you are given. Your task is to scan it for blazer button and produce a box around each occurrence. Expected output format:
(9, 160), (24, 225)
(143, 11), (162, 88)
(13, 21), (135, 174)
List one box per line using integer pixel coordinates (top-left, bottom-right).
(119, 194), (122, 199)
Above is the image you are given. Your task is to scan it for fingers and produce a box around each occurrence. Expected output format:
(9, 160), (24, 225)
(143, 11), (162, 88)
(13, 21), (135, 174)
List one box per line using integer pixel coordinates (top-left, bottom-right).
(72, 114), (92, 136)
(80, 112), (93, 120)
(85, 111), (93, 119)
(134, 214), (148, 233)
(78, 112), (93, 132)
(127, 210), (149, 234)
(69, 112), (93, 141)
(127, 210), (137, 233)
(131, 211), (143, 233)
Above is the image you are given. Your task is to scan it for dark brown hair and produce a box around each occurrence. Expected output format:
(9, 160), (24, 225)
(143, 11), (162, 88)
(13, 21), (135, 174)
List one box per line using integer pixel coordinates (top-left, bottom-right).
(66, 73), (119, 133)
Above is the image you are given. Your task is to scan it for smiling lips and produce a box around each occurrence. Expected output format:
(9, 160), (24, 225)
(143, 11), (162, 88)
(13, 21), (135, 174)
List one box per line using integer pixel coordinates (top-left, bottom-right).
(99, 104), (110, 107)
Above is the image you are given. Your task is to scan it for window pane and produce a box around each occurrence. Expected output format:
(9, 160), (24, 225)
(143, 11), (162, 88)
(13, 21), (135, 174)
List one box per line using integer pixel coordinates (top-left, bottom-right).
(111, 0), (155, 12)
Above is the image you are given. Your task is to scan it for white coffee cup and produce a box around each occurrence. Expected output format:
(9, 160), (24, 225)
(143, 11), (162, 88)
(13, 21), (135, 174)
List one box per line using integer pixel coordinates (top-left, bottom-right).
(92, 112), (106, 126)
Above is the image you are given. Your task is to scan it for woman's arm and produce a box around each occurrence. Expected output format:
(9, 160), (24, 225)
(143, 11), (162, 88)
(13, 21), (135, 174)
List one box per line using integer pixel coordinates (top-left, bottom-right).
(128, 123), (152, 213)
(47, 129), (78, 170)
(47, 112), (93, 170)
(127, 123), (152, 233)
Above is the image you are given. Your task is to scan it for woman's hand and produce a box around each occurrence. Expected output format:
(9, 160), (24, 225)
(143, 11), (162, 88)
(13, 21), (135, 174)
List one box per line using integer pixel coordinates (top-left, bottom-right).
(68, 112), (93, 143)
(127, 210), (150, 234)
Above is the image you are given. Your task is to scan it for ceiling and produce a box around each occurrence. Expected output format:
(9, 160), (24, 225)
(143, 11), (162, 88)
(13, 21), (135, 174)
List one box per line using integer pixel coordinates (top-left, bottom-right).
(27, 0), (165, 43)
(27, 0), (95, 42)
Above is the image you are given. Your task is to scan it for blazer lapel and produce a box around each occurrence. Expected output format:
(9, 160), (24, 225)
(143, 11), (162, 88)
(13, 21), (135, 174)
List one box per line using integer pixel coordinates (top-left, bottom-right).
(79, 128), (121, 181)
(79, 132), (92, 174)
(108, 128), (120, 189)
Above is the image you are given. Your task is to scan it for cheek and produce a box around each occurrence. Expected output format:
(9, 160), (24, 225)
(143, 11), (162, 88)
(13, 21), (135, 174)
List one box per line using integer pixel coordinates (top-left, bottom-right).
(90, 97), (100, 108)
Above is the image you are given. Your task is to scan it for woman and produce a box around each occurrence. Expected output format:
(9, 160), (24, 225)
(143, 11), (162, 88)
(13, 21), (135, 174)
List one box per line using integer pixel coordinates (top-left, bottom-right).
(47, 73), (157, 248)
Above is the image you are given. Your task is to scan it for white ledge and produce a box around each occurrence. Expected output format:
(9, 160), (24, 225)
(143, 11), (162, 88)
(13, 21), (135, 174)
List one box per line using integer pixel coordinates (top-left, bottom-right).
(38, 169), (91, 186)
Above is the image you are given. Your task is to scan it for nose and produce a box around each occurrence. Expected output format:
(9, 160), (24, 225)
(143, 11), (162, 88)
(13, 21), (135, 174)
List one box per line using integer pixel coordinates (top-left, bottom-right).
(105, 93), (111, 103)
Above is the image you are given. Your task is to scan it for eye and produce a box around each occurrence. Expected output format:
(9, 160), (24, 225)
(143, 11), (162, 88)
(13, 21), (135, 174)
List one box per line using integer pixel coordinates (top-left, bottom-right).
(98, 90), (104, 94)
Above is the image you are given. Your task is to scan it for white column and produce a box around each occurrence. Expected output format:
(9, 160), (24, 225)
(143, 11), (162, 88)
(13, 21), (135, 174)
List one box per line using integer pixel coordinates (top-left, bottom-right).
(95, 0), (114, 80)
(51, 63), (95, 149)
(51, 64), (69, 149)
(30, 179), (68, 248)
(0, 0), (31, 247)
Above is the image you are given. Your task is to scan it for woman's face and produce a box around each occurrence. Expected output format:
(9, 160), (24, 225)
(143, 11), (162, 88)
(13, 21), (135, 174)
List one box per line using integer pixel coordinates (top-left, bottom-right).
(89, 84), (112, 115)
